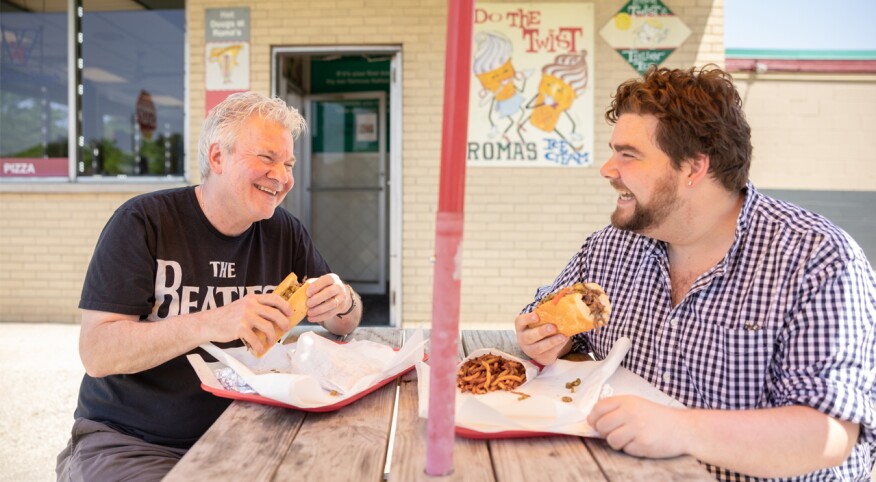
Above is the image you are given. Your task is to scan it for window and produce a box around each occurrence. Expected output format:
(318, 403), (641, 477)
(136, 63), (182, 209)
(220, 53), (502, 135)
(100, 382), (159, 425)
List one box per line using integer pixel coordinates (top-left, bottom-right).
(0, 0), (185, 180)
(0, 0), (69, 177)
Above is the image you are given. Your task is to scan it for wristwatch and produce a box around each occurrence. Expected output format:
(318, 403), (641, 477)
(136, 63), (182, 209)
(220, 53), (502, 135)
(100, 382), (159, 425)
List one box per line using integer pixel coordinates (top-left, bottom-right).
(338, 285), (356, 317)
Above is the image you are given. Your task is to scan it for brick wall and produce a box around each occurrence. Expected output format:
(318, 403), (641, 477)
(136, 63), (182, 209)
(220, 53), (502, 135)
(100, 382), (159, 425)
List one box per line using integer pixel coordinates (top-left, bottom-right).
(0, 0), (724, 326)
(445, 0), (726, 326)
(0, 191), (133, 323)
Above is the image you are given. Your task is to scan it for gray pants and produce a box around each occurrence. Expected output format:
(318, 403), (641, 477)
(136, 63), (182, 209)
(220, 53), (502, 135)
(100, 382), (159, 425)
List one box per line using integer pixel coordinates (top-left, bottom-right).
(56, 418), (188, 482)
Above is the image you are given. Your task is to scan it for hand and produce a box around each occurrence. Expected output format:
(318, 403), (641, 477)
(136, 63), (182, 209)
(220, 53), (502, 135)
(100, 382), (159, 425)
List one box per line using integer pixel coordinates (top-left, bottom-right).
(203, 293), (293, 354)
(514, 312), (568, 366)
(303, 273), (351, 324)
(587, 395), (690, 458)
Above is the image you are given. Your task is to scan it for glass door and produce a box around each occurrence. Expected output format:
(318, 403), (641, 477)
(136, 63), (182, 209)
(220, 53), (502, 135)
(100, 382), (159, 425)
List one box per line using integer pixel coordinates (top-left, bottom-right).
(305, 92), (387, 295)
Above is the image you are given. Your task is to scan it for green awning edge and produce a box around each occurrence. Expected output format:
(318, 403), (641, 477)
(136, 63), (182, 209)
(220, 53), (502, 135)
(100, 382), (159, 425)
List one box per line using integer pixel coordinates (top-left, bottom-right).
(726, 49), (876, 60)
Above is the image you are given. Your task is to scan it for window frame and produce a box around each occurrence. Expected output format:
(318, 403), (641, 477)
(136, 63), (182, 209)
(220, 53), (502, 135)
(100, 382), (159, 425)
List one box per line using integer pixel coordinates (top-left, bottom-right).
(0, 0), (189, 188)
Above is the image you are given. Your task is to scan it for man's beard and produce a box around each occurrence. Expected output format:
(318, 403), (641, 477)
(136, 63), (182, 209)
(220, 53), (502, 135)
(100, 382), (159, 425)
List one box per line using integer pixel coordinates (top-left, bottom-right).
(610, 171), (681, 233)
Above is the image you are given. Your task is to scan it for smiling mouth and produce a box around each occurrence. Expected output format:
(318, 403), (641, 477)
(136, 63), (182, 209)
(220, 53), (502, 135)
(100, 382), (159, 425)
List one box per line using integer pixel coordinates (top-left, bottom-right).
(617, 190), (634, 202)
(255, 185), (278, 196)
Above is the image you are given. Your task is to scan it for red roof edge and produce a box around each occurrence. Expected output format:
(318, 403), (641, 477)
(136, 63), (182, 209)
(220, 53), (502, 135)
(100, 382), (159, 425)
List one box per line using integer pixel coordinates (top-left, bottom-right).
(727, 58), (876, 74)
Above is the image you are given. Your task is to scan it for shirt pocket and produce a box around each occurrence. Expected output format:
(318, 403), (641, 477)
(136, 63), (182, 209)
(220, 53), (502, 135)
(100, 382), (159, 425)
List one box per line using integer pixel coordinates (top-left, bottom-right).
(720, 322), (777, 409)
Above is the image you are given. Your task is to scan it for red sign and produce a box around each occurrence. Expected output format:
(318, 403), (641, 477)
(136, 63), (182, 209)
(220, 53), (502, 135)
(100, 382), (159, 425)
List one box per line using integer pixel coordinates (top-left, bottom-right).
(0, 158), (69, 178)
(136, 90), (157, 139)
(205, 90), (245, 117)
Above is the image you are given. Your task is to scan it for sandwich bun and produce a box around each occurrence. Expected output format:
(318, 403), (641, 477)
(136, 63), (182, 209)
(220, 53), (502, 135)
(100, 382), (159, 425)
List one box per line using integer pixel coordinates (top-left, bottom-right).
(533, 282), (611, 337)
(247, 272), (313, 357)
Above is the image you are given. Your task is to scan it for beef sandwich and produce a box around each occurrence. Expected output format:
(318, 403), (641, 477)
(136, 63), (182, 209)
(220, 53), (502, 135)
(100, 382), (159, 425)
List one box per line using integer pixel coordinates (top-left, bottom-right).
(533, 282), (611, 337)
(246, 272), (311, 357)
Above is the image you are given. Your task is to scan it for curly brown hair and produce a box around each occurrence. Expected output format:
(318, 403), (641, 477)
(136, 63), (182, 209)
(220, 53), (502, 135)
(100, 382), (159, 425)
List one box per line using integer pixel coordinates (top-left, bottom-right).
(605, 65), (752, 192)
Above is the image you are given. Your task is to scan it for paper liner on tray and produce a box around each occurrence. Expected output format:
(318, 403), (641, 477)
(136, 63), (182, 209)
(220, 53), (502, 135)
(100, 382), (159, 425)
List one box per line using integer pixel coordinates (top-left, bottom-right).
(416, 348), (539, 418)
(417, 336), (685, 437)
(189, 329), (426, 409)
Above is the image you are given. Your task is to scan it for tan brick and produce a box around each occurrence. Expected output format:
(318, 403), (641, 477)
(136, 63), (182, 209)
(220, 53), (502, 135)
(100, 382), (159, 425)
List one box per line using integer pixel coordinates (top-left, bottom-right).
(0, 0), (733, 326)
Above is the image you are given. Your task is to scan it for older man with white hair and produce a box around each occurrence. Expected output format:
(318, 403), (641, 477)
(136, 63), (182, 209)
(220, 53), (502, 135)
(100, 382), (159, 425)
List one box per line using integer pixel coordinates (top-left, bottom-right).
(57, 92), (362, 481)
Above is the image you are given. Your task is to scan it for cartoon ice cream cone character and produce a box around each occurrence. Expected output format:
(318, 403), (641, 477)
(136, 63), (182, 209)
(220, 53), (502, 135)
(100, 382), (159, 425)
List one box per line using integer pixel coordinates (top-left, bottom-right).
(636, 19), (668, 46)
(521, 50), (588, 150)
(472, 31), (529, 142)
(209, 44), (243, 84)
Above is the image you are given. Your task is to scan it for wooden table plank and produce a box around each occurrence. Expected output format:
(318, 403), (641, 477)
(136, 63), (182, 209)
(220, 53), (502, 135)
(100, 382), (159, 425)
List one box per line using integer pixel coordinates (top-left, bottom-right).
(273, 381), (397, 480)
(459, 330), (610, 482)
(490, 436), (607, 482)
(461, 329), (526, 358)
(388, 329), (496, 482)
(164, 402), (306, 482)
(271, 327), (402, 481)
(164, 326), (341, 481)
(166, 327), (402, 481)
(585, 439), (713, 481)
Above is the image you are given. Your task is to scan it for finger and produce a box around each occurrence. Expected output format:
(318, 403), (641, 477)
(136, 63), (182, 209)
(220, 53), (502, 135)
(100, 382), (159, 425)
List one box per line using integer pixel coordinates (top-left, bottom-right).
(605, 426), (635, 452)
(248, 296), (291, 332)
(620, 440), (648, 458)
(306, 294), (342, 321)
(521, 322), (560, 347)
(247, 312), (280, 341)
(238, 319), (270, 355)
(305, 283), (343, 309)
(305, 273), (342, 297)
(587, 398), (621, 426)
(263, 293), (294, 319)
(514, 312), (540, 332)
(526, 333), (568, 358)
(520, 322), (562, 349)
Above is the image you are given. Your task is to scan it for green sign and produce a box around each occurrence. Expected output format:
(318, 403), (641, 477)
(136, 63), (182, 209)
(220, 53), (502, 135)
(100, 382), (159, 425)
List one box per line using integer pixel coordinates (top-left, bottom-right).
(311, 57), (390, 94)
(599, 0), (691, 75)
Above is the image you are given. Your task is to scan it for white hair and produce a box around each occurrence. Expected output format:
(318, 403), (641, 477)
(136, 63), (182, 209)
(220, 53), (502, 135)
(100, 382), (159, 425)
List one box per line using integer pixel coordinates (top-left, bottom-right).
(198, 92), (306, 179)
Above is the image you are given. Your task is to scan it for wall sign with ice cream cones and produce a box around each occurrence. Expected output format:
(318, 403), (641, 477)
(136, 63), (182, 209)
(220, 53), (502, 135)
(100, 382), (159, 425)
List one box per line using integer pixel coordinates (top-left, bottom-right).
(467, 3), (594, 168)
(599, 0), (691, 75)
(204, 7), (250, 116)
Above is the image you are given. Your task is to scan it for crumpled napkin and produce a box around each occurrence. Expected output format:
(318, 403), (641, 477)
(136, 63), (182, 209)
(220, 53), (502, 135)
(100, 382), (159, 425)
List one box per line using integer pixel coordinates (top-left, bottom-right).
(289, 332), (399, 394)
(194, 330), (425, 408)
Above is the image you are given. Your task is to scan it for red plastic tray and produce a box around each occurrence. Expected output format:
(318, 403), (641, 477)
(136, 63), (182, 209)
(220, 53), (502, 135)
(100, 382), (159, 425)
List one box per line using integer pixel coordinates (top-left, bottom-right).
(201, 349), (426, 412)
(454, 358), (554, 439)
(455, 426), (565, 439)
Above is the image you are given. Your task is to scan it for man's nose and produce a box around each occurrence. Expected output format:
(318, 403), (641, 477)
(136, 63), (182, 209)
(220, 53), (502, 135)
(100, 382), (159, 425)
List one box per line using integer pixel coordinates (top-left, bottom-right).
(271, 162), (291, 185)
(599, 155), (618, 179)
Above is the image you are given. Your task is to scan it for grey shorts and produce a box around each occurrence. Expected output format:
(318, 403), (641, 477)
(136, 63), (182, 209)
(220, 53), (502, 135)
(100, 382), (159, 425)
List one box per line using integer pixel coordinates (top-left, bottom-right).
(56, 418), (188, 482)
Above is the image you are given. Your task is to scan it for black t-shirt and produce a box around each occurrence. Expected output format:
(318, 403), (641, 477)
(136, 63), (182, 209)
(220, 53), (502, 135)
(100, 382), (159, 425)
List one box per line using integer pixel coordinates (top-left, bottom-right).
(75, 186), (330, 448)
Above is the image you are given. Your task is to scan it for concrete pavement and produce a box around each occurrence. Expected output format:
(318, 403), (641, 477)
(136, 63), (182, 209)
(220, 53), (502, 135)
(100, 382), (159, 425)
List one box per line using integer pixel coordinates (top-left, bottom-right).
(0, 323), (82, 482)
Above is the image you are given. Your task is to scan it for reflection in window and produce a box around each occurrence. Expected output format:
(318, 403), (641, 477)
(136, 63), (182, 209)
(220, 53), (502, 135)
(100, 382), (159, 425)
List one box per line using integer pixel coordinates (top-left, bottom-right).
(0, 0), (69, 176)
(79, 1), (185, 177)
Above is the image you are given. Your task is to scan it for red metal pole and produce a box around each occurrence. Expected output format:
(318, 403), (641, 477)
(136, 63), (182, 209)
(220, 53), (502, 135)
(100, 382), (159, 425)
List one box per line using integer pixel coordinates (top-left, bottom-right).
(426, 0), (474, 476)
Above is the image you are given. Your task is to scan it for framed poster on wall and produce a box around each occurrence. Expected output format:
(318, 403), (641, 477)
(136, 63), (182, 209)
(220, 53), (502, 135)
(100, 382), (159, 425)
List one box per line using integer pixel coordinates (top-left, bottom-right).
(467, 3), (594, 167)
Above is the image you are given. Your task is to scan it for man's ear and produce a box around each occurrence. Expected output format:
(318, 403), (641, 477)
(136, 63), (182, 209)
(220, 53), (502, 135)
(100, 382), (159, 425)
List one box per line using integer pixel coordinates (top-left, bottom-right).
(207, 142), (224, 175)
(685, 153), (710, 187)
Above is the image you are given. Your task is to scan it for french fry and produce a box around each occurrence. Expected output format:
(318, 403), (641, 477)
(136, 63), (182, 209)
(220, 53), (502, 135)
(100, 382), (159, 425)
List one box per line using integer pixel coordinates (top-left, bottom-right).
(457, 354), (527, 394)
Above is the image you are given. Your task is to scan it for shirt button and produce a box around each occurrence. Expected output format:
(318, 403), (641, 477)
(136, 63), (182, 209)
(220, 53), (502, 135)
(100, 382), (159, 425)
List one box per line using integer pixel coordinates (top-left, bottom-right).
(670, 318), (679, 327)
(662, 372), (671, 382)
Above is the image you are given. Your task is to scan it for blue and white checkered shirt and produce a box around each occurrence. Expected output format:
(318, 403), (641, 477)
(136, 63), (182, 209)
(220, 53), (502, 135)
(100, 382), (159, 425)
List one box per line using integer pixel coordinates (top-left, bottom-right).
(522, 183), (876, 481)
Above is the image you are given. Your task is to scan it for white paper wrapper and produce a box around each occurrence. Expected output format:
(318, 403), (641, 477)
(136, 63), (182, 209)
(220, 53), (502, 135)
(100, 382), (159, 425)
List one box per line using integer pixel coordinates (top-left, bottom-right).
(417, 337), (685, 437)
(188, 329), (426, 409)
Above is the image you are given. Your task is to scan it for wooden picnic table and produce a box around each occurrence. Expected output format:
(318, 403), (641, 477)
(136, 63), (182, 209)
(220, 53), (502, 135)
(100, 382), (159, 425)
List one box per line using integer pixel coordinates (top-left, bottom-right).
(165, 327), (713, 481)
